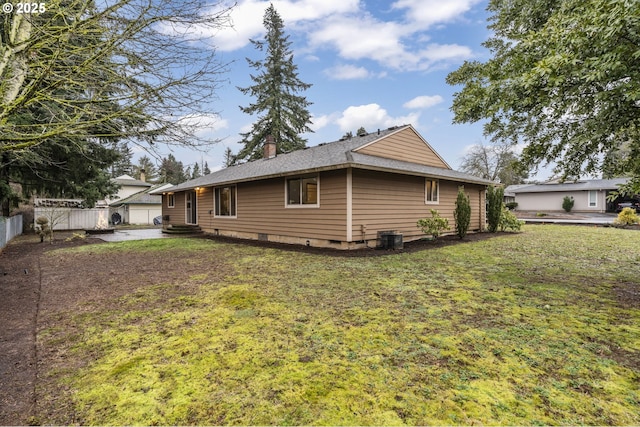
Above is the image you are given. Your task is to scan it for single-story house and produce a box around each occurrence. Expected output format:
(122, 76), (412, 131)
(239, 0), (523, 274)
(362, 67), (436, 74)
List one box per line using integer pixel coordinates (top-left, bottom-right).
(506, 178), (631, 213)
(155, 125), (495, 249)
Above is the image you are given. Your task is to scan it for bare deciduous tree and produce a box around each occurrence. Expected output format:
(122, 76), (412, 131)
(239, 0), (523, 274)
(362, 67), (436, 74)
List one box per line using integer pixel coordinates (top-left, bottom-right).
(1, 0), (233, 153)
(459, 143), (528, 186)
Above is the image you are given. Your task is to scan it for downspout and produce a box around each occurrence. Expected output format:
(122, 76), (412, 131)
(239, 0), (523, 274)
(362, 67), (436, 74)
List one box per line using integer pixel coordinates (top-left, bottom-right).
(346, 168), (352, 242)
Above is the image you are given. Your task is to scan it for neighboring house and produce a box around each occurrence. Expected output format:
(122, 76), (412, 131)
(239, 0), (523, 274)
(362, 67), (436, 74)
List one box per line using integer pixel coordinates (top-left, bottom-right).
(29, 175), (162, 230)
(107, 175), (167, 225)
(506, 178), (631, 213)
(155, 125), (495, 249)
(504, 184), (532, 206)
(107, 174), (153, 205)
(109, 184), (172, 225)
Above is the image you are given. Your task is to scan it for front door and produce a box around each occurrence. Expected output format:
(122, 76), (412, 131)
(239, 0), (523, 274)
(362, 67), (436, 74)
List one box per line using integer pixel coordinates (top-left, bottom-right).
(186, 190), (197, 224)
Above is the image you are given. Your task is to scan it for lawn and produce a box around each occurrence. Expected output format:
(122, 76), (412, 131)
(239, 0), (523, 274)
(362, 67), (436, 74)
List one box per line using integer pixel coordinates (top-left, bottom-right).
(36, 225), (639, 425)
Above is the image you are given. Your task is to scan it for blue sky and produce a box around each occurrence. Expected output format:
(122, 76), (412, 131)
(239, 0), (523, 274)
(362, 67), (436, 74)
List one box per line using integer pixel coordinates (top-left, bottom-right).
(147, 0), (503, 175)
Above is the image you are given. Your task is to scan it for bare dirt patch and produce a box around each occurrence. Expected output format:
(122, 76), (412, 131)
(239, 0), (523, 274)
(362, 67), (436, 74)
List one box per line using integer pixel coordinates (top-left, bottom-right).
(0, 233), (231, 425)
(0, 233), (97, 425)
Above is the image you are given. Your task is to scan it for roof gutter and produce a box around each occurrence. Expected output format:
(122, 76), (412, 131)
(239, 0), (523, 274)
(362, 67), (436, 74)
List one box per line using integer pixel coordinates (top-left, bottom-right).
(164, 162), (495, 192)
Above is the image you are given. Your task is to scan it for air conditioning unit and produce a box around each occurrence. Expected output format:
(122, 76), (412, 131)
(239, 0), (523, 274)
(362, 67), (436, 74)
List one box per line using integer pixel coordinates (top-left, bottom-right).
(378, 231), (403, 250)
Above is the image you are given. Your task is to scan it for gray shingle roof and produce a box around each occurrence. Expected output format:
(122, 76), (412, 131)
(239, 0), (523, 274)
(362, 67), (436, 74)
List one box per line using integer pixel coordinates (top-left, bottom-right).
(110, 186), (163, 206)
(113, 174), (153, 187)
(160, 125), (495, 193)
(509, 178), (629, 194)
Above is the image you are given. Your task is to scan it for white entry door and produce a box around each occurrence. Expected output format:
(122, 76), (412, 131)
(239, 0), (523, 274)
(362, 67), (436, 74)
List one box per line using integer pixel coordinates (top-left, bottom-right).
(186, 191), (197, 224)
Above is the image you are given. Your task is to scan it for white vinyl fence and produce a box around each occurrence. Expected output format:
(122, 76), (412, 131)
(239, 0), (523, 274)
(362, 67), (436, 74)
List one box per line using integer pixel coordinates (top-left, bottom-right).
(34, 207), (109, 231)
(0, 214), (23, 249)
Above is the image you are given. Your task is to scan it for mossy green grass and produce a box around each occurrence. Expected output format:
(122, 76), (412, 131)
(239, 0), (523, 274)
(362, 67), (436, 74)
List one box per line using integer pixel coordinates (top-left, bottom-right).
(43, 226), (639, 425)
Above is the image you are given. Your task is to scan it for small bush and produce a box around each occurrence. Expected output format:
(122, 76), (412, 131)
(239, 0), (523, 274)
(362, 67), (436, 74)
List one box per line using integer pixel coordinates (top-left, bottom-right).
(505, 202), (518, 210)
(499, 207), (524, 232)
(65, 232), (87, 242)
(417, 209), (450, 240)
(614, 207), (639, 226)
(487, 186), (504, 232)
(35, 216), (52, 243)
(536, 212), (547, 217)
(453, 187), (471, 239)
(562, 196), (574, 212)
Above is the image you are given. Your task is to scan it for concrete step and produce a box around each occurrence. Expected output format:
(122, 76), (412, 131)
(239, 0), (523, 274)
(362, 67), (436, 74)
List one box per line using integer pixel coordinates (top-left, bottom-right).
(162, 224), (203, 234)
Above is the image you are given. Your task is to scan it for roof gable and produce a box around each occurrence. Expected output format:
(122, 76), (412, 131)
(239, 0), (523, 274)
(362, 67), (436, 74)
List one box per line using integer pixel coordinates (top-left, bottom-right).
(110, 185), (163, 206)
(353, 125), (451, 169)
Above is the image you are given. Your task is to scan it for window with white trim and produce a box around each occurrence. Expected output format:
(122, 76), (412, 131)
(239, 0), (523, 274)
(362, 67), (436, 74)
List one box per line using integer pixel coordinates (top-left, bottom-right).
(588, 190), (597, 207)
(215, 186), (237, 217)
(286, 176), (319, 207)
(167, 193), (175, 208)
(425, 179), (439, 204)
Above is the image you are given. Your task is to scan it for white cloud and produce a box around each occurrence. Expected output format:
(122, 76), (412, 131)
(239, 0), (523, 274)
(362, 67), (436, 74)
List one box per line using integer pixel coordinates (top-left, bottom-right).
(403, 95), (444, 109)
(177, 113), (229, 139)
(308, 15), (413, 67)
(324, 64), (371, 80)
(307, 14), (472, 71)
(335, 103), (420, 132)
(392, 0), (482, 27)
(274, 0), (360, 22)
(166, 0), (477, 71)
(309, 113), (336, 131)
(419, 43), (473, 62)
(204, 0), (360, 52)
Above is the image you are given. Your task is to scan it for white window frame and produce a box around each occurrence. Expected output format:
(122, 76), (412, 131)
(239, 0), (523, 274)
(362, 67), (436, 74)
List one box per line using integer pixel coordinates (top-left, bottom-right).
(285, 175), (320, 208)
(425, 179), (439, 204)
(214, 185), (237, 218)
(588, 190), (597, 208)
(167, 193), (175, 208)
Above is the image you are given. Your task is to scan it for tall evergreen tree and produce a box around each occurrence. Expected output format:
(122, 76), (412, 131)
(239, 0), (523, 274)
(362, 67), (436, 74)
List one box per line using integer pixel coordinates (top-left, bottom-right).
(134, 155), (159, 183)
(110, 142), (134, 177)
(191, 162), (202, 179)
(223, 148), (236, 168)
(5, 137), (120, 209)
(159, 154), (187, 184)
(203, 161), (211, 175)
(236, 4), (313, 161)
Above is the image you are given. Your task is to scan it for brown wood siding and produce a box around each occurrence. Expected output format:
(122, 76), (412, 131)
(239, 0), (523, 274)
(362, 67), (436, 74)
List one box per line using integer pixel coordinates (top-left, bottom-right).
(351, 170), (484, 241)
(163, 193), (185, 225)
(196, 187), (214, 226)
(195, 169), (348, 241)
(354, 127), (450, 168)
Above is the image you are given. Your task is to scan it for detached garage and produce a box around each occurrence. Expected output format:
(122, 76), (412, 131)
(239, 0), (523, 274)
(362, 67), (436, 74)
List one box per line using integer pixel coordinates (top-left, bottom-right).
(109, 187), (163, 225)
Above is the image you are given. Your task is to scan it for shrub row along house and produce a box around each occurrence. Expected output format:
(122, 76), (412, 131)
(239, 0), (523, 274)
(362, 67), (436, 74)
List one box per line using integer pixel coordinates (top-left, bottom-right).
(154, 125), (494, 249)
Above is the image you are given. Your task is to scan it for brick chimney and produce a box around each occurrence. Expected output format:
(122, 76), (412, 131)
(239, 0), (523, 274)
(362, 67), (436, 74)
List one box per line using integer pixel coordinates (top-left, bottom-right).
(140, 168), (146, 182)
(263, 135), (276, 159)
